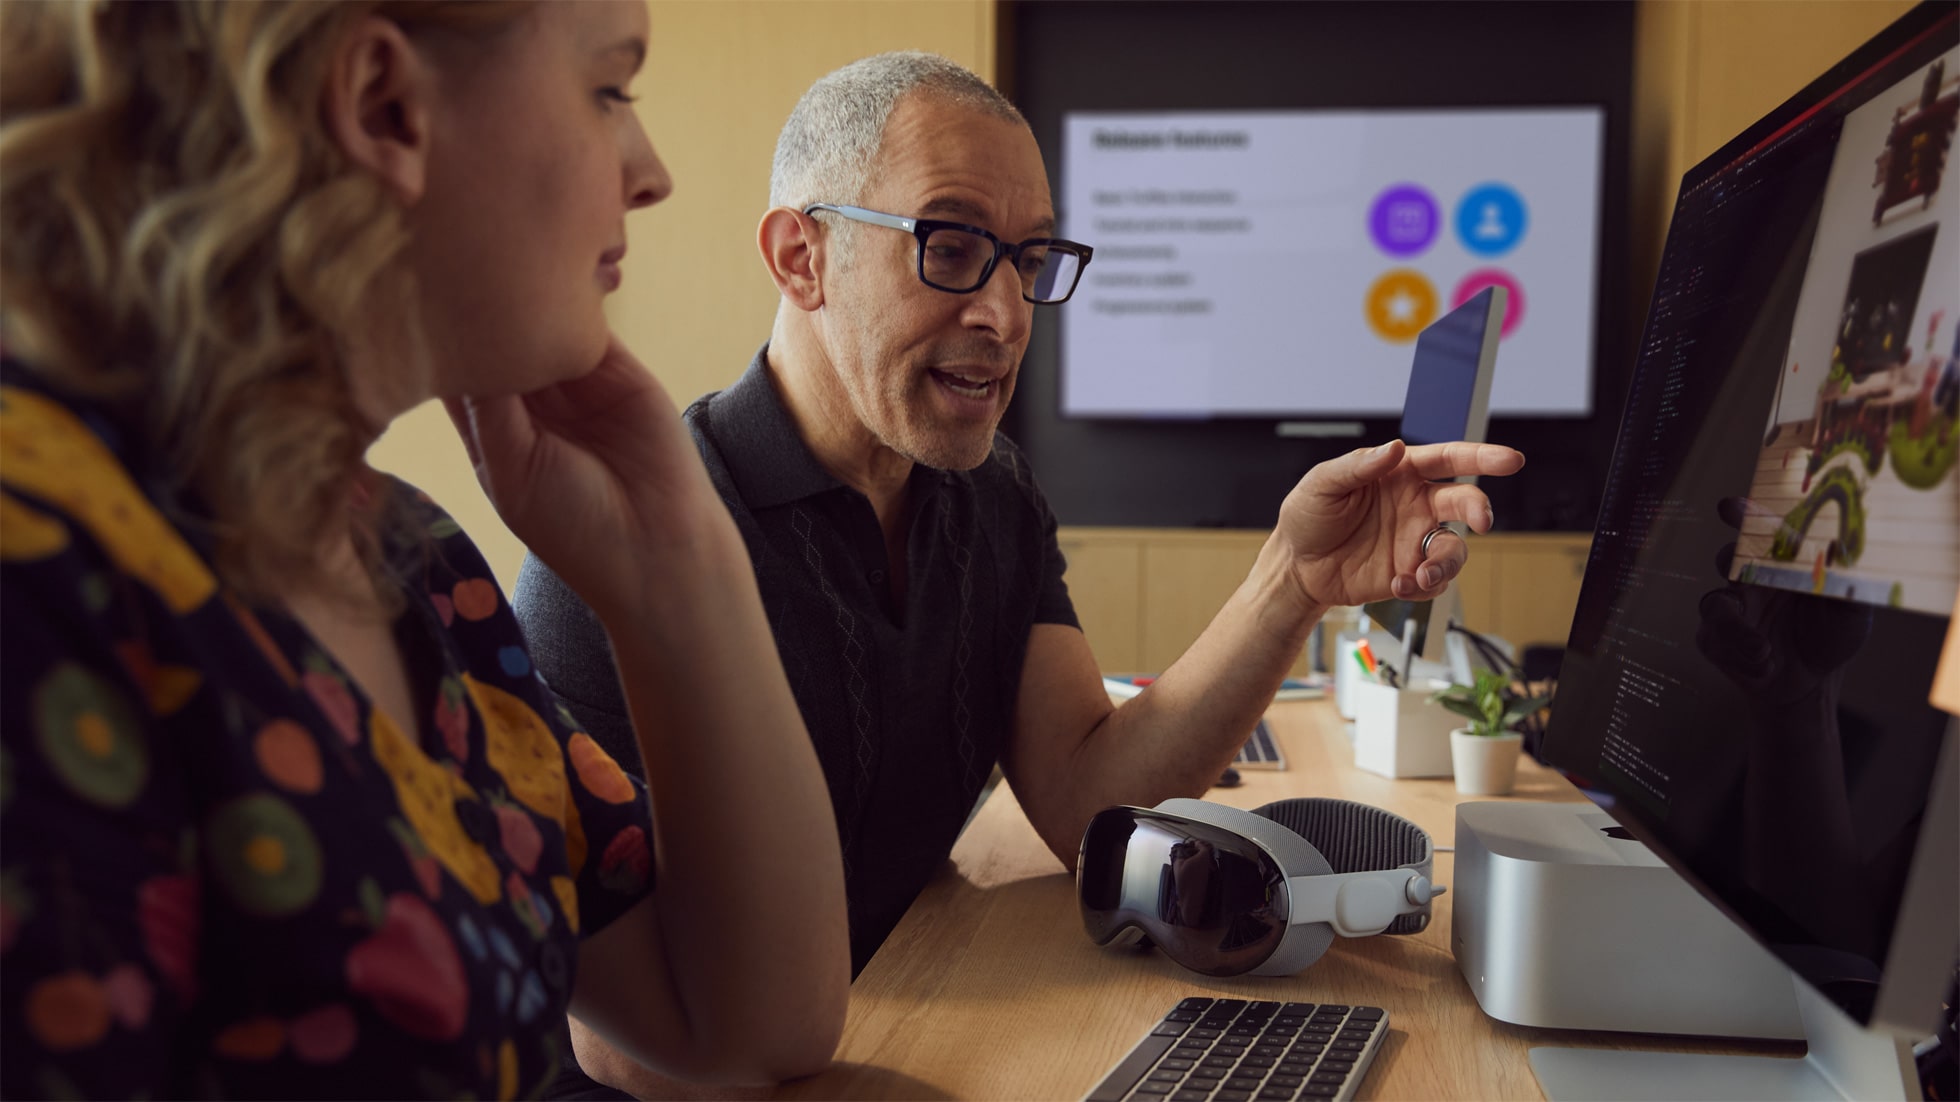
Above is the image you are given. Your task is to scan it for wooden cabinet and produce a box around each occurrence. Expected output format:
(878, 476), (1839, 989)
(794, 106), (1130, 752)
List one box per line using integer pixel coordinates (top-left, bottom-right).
(1138, 533), (1275, 674)
(1053, 531), (1143, 674)
(1485, 534), (1593, 651)
(1059, 527), (1592, 675)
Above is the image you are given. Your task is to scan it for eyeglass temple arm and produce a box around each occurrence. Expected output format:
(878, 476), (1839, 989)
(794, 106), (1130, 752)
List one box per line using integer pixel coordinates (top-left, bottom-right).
(1285, 870), (1444, 938)
(803, 203), (916, 233)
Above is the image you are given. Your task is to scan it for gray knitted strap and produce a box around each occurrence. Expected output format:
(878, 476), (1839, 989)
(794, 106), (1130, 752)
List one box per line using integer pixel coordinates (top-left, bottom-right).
(1251, 797), (1434, 935)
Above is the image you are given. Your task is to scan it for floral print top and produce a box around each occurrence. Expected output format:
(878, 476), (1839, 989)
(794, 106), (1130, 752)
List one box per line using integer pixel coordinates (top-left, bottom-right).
(0, 371), (657, 1099)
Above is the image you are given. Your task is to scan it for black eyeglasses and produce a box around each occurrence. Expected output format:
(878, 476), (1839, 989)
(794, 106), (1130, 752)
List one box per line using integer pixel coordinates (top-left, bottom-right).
(803, 203), (1093, 304)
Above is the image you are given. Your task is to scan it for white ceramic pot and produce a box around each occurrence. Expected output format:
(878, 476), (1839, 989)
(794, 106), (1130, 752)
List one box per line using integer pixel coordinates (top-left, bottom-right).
(1450, 728), (1523, 796)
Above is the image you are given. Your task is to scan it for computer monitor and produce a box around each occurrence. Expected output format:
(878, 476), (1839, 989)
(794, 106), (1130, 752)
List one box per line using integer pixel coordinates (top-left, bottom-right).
(1365, 286), (1504, 669)
(1531, 4), (1959, 1098)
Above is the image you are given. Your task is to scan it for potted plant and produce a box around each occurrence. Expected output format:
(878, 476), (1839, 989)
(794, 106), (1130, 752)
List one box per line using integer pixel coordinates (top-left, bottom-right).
(1432, 670), (1552, 796)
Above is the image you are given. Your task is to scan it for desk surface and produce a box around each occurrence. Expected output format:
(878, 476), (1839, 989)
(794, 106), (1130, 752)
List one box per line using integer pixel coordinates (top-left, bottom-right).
(775, 701), (1798, 1101)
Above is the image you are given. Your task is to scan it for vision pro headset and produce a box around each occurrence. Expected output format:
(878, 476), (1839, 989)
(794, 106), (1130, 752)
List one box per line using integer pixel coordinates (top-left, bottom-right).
(1077, 797), (1443, 977)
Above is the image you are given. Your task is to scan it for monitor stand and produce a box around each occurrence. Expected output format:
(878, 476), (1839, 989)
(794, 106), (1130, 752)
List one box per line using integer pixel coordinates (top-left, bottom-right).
(1528, 978), (1919, 1101)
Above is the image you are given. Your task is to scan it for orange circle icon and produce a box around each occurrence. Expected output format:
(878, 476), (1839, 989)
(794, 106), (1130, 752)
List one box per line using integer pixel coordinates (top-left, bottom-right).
(1365, 269), (1438, 343)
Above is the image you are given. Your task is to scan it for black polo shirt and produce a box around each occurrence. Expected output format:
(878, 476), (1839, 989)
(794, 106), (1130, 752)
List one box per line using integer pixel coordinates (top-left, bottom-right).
(513, 345), (1078, 977)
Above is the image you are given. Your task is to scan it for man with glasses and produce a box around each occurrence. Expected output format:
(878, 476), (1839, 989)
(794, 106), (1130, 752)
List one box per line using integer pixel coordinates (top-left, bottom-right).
(516, 51), (1521, 1099)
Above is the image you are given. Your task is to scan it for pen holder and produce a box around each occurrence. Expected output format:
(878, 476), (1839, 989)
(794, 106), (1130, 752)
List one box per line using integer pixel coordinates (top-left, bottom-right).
(1350, 678), (1457, 779)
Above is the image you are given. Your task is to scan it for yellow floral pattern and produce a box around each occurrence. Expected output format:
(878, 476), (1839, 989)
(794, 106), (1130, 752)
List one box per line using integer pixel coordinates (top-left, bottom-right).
(367, 710), (502, 905)
(0, 388), (215, 613)
(0, 490), (68, 561)
(467, 675), (590, 877)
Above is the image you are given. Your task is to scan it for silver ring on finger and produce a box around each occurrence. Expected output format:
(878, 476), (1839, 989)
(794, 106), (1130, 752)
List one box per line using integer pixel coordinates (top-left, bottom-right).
(1420, 523), (1457, 559)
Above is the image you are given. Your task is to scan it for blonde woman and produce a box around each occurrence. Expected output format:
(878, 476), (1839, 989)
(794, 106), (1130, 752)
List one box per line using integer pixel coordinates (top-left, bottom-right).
(0, 2), (848, 1097)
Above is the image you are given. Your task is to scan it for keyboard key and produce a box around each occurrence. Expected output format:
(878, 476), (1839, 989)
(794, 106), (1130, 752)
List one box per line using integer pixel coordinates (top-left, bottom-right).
(1154, 1023), (1191, 1037)
(1309, 1072), (1347, 1085)
(1317, 1060), (1353, 1074)
(1086, 1032), (1178, 1102)
(1257, 1090), (1295, 1101)
(1166, 1011), (1203, 1023)
(1282, 1003), (1317, 1016)
(1149, 1070), (1185, 1082)
(1225, 1077), (1265, 1092)
(1178, 998), (1215, 1012)
(1241, 1056), (1275, 1070)
(1135, 1083), (1174, 1095)
(1190, 1028), (1223, 1040)
(1277, 1061), (1314, 1076)
(1172, 1092), (1211, 1102)
(1301, 1087), (1340, 1099)
(1317, 1005), (1349, 1015)
(1215, 1092), (1253, 1102)
(1159, 1059), (1196, 1071)
(1210, 1000), (1248, 1017)
(1347, 1006), (1383, 1021)
(1201, 1057), (1237, 1070)
(1266, 1074), (1305, 1088)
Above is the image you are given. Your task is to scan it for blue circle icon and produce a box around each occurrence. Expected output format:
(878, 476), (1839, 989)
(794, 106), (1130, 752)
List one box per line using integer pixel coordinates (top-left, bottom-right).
(1455, 183), (1527, 256)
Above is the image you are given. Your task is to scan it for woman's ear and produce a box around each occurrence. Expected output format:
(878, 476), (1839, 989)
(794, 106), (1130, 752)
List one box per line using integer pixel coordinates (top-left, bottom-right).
(322, 15), (431, 205)
(757, 207), (826, 312)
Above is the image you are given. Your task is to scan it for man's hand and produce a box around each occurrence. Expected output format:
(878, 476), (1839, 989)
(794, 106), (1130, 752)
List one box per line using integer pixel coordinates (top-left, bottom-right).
(1277, 439), (1525, 609)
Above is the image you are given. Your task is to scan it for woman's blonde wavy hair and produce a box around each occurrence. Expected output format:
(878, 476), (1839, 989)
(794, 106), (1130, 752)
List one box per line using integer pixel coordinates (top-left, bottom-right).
(0, 0), (531, 605)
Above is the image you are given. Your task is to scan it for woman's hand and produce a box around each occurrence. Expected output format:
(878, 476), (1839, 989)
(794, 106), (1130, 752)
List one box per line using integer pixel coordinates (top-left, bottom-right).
(1276, 439), (1525, 609)
(444, 335), (729, 615)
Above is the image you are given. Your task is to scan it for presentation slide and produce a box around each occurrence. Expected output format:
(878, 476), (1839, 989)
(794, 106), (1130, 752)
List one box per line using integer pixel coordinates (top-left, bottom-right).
(1060, 108), (1603, 419)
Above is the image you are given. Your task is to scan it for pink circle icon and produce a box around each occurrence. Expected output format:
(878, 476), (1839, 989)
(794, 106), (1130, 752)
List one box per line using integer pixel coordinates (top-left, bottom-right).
(1452, 269), (1525, 338)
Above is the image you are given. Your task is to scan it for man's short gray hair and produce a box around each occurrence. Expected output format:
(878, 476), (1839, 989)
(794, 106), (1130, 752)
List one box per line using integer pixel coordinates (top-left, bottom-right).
(770, 51), (1027, 216)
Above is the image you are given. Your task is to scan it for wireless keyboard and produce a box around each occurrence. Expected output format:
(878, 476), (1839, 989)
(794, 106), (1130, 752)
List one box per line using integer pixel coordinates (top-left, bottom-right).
(1083, 997), (1387, 1102)
(1233, 719), (1286, 770)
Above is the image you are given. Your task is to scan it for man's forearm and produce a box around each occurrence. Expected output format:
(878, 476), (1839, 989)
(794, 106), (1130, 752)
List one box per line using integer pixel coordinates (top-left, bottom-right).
(1025, 532), (1324, 865)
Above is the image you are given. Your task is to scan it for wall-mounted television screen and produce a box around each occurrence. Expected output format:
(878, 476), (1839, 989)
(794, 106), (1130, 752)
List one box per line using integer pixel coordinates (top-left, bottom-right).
(1059, 107), (1604, 420)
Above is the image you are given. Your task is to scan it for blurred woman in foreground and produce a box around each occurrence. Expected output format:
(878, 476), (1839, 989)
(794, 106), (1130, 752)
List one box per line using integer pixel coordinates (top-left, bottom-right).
(0, 2), (847, 1096)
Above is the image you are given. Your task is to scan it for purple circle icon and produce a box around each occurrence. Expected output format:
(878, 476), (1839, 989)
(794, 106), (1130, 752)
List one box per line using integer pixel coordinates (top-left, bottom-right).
(1369, 184), (1439, 257)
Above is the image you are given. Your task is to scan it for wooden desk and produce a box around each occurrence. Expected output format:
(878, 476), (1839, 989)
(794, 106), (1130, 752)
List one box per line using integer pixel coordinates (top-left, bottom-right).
(776, 701), (1798, 1101)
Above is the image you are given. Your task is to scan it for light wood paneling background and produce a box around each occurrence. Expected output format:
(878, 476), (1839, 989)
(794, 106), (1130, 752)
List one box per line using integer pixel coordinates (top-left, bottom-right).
(1059, 528), (1592, 676)
(1629, 0), (1918, 318)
